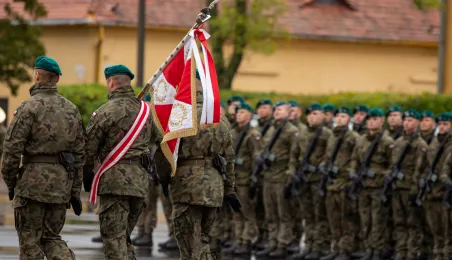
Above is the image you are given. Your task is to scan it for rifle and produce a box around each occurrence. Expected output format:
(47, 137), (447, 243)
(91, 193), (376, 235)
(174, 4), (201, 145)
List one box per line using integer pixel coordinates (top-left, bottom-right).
(318, 127), (347, 197)
(415, 141), (445, 206)
(346, 131), (385, 200)
(380, 133), (416, 203)
(249, 117), (288, 199)
(284, 125), (323, 198)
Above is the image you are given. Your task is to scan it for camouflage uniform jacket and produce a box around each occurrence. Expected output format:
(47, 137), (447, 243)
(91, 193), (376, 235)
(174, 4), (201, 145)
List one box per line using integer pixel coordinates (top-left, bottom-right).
(421, 129), (435, 145)
(349, 129), (394, 188)
(391, 133), (428, 191)
(261, 119), (299, 183)
(171, 99), (235, 208)
(1, 83), (86, 204)
(258, 116), (272, 136)
(325, 120), (334, 130)
(0, 124), (6, 158)
(231, 124), (262, 186)
(320, 126), (361, 191)
(423, 132), (452, 200)
(290, 120), (308, 160)
(353, 122), (367, 135)
(292, 125), (332, 183)
(386, 125), (404, 140)
(85, 85), (157, 198)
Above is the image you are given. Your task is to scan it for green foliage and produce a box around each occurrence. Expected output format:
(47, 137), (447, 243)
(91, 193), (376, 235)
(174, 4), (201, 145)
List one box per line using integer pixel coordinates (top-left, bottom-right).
(413, 0), (443, 10)
(58, 84), (452, 125)
(0, 0), (47, 96)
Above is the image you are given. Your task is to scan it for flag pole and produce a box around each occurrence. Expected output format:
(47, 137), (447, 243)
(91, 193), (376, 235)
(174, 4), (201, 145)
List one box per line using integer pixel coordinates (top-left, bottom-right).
(137, 0), (221, 99)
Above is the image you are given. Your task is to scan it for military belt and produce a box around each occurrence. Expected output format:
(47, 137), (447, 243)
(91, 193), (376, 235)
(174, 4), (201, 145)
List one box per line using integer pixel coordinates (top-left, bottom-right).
(22, 155), (60, 164)
(178, 157), (214, 167)
(116, 158), (142, 165)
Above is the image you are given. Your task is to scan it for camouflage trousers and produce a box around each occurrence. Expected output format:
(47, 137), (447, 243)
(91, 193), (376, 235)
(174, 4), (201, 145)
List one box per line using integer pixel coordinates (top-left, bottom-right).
(326, 190), (359, 254)
(256, 182), (267, 239)
(425, 200), (446, 259)
(420, 206), (434, 255)
(99, 195), (145, 260)
(13, 196), (75, 260)
(173, 203), (217, 260)
(263, 182), (293, 247)
(358, 188), (389, 251)
(290, 195), (303, 244)
(137, 182), (158, 234)
(299, 183), (330, 252)
(160, 186), (174, 237)
(391, 190), (422, 258)
(209, 203), (233, 243)
(233, 185), (258, 244)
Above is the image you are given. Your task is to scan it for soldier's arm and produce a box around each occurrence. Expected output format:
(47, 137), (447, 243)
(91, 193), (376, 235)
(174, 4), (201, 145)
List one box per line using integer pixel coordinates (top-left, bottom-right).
(440, 152), (452, 183)
(223, 122), (236, 195)
(349, 139), (360, 175)
(84, 109), (108, 168)
(72, 113), (87, 197)
(248, 129), (263, 170)
(287, 128), (300, 175)
(383, 138), (395, 175)
(412, 141), (428, 193)
(0, 125), (6, 157)
(1, 103), (33, 191)
(319, 133), (334, 169)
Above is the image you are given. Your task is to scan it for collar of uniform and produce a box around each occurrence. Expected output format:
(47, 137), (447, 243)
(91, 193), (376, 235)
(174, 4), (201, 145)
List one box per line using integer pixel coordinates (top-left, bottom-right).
(108, 85), (135, 100)
(437, 132), (450, 143)
(308, 124), (321, 132)
(290, 119), (301, 125)
(29, 82), (57, 96)
(260, 116), (272, 124)
(402, 131), (418, 140)
(333, 125), (348, 135)
(389, 125), (403, 134)
(421, 129), (434, 138)
(366, 129), (383, 140)
(273, 119), (286, 127)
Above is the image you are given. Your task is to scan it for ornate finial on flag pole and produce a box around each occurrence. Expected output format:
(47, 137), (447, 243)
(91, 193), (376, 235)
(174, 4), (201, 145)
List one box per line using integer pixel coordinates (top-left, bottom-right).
(138, 0), (221, 99)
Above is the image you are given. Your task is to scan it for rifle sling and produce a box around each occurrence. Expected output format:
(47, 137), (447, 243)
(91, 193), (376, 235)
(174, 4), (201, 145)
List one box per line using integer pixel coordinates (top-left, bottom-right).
(362, 131), (385, 168)
(233, 123), (250, 156)
(393, 133), (417, 171)
(300, 125), (323, 167)
(328, 128), (347, 167)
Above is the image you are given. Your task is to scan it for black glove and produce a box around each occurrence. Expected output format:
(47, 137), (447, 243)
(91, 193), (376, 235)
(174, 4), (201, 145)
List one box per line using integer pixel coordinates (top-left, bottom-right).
(69, 196), (82, 216)
(408, 193), (418, 207)
(248, 183), (257, 199)
(83, 165), (95, 192)
(224, 194), (242, 213)
(8, 189), (14, 201)
(283, 183), (292, 199)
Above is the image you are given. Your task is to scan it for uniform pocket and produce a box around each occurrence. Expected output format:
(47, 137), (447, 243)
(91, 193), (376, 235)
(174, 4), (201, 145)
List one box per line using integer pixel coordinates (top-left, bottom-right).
(13, 197), (28, 231)
(99, 197), (127, 238)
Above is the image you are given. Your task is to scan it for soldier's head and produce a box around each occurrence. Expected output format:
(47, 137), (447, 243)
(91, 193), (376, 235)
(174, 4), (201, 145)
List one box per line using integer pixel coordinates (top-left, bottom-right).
(322, 104), (335, 123)
(104, 65), (134, 93)
(306, 103), (324, 127)
(235, 103), (253, 126)
(33, 56), (62, 84)
(386, 105), (403, 129)
(420, 110), (436, 132)
(436, 113), (452, 134)
(273, 101), (290, 121)
(334, 107), (352, 127)
(402, 109), (421, 134)
(366, 108), (385, 132)
(227, 96), (245, 116)
(256, 99), (273, 119)
(353, 105), (369, 124)
(288, 100), (302, 121)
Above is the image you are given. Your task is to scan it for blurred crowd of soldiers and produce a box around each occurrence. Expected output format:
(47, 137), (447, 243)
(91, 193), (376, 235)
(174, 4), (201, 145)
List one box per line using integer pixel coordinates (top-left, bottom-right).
(108, 95), (452, 260)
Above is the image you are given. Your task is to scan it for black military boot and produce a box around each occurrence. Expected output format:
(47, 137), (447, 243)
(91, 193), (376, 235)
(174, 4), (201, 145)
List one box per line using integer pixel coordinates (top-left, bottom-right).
(358, 249), (373, 260)
(133, 232), (153, 247)
(269, 246), (287, 258)
(132, 231), (144, 244)
(223, 242), (239, 255)
(351, 250), (366, 259)
(256, 245), (276, 257)
(334, 253), (351, 260)
(158, 237), (178, 250)
(288, 241), (301, 254)
(320, 252), (338, 260)
(234, 242), (252, 255)
(394, 252), (406, 260)
(416, 252), (429, 260)
(91, 235), (103, 243)
(305, 251), (324, 260)
(290, 247), (311, 260)
(370, 251), (381, 260)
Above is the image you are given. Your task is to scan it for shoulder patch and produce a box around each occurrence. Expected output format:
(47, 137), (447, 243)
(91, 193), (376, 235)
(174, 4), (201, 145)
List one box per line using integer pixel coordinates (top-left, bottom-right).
(91, 112), (97, 118)
(13, 110), (17, 116)
(255, 136), (261, 141)
(389, 144), (395, 149)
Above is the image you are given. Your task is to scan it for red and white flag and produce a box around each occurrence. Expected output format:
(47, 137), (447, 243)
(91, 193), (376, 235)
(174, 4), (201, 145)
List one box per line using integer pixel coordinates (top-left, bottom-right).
(150, 28), (221, 175)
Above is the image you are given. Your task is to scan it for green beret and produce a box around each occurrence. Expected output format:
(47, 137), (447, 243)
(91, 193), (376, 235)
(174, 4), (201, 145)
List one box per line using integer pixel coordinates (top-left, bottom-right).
(367, 108), (385, 118)
(353, 105), (369, 114)
(386, 105), (403, 116)
(305, 103), (322, 115)
(322, 103), (335, 113)
(256, 99), (272, 109)
(143, 92), (151, 102)
(422, 110), (435, 119)
(34, 56), (62, 75)
(236, 103), (254, 113)
(273, 100), (287, 109)
(196, 69), (201, 80)
(227, 96), (245, 105)
(104, 64), (135, 80)
(436, 112), (452, 122)
(335, 106), (352, 116)
(220, 101), (226, 109)
(402, 109), (421, 120)
(288, 100), (301, 108)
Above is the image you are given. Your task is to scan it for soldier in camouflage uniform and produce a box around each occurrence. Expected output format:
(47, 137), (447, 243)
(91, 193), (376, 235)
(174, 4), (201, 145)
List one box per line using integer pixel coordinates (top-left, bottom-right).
(1, 56), (85, 259)
(421, 112), (452, 260)
(83, 65), (158, 259)
(352, 105), (369, 135)
(223, 103), (262, 255)
(349, 108), (394, 260)
(0, 107), (6, 158)
(420, 111), (436, 145)
(171, 75), (240, 260)
(226, 95), (245, 125)
(386, 105), (404, 140)
(319, 107), (361, 260)
(254, 99), (273, 250)
(254, 101), (299, 258)
(389, 109), (428, 260)
(323, 104), (335, 129)
(290, 103), (333, 260)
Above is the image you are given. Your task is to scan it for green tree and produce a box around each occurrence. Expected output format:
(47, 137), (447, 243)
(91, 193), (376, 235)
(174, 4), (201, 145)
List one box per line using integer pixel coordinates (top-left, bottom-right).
(0, 0), (47, 96)
(208, 0), (286, 90)
(413, 0), (443, 9)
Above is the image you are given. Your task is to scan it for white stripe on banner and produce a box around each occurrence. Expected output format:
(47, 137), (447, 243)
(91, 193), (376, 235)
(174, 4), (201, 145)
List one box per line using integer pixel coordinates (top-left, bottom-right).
(201, 42), (214, 124)
(189, 32), (208, 124)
